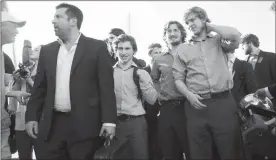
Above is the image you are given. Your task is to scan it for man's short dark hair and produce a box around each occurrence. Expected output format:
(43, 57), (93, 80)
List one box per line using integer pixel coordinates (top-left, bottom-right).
(109, 28), (125, 37)
(241, 34), (260, 47)
(56, 3), (83, 30)
(148, 43), (162, 56)
(113, 34), (137, 53)
(163, 21), (186, 44)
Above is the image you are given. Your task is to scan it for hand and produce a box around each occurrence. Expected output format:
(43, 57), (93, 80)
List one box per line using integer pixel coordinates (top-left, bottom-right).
(26, 121), (38, 139)
(254, 88), (267, 100)
(205, 21), (212, 33)
(6, 91), (31, 104)
(264, 117), (276, 126)
(12, 71), (22, 82)
(187, 92), (207, 109)
(99, 125), (116, 140)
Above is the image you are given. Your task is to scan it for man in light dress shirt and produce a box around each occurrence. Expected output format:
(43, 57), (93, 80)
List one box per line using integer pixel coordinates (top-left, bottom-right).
(172, 6), (242, 160)
(25, 3), (117, 160)
(113, 34), (158, 159)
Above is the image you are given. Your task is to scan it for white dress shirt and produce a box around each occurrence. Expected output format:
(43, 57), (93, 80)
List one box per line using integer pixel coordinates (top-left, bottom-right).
(54, 33), (81, 112)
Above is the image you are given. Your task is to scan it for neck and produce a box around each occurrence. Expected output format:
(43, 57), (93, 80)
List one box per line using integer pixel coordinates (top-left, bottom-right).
(193, 28), (207, 41)
(251, 47), (260, 56)
(119, 59), (133, 70)
(61, 29), (80, 44)
(169, 44), (180, 57)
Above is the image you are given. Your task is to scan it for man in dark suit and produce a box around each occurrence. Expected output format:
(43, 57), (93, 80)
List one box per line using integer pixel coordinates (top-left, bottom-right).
(25, 3), (117, 160)
(227, 50), (258, 104)
(241, 34), (276, 97)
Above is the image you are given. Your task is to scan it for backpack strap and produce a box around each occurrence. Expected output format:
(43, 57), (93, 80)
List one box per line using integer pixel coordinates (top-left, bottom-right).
(132, 66), (143, 100)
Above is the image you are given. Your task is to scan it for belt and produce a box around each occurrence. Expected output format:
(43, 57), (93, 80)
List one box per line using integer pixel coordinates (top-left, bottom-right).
(198, 90), (230, 100)
(158, 99), (185, 106)
(53, 109), (71, 116)
(117, 114), (144, 121)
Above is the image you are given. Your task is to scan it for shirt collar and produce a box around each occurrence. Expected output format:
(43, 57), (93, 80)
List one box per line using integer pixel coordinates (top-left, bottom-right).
(114, 61), (137, 70)
(227, 53), (236, 63)
(188, 33), (214, 43)
(57, 32), (82, 46)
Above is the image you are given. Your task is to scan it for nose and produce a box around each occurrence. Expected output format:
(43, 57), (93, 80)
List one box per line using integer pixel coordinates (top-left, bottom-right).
(52, 19), (55, 24)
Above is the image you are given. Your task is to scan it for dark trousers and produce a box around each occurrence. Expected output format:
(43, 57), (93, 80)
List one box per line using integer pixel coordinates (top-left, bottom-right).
(185, 92), (242, 160)
(15, 130), (34, 160)
(116, 116), (148, 159)
(34, 111), (102, 160)
(158, 100), (189, 160)
(145, 101), (161, 160)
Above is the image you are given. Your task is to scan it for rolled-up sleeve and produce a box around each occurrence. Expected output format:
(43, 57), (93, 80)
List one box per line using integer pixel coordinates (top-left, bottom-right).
(172, 53), (187, 82)
(139, 70), (158, 105)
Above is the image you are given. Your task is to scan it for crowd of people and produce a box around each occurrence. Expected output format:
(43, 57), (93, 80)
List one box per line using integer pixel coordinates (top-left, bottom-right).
(1, 2), (276, 160)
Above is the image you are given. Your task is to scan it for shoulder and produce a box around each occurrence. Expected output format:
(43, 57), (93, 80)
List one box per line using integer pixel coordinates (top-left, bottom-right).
(137, 68), (150, 77)
(43, 41), (59, 49)
(177, 43), (191, 50)
(154, 53), (168, 62)
(83, 36), (106, 48)
(261, 50), (276, 57)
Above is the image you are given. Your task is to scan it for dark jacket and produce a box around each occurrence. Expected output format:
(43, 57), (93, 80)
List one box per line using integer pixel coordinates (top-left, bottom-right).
(26, 34), (117, 141)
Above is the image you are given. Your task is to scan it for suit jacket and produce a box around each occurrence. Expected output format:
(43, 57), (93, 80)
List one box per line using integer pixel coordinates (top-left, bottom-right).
(248, 50), (276, 89)
(231, 58), (257, 104)
(26, 34), (117, 141)
(268, 84), (276, 98)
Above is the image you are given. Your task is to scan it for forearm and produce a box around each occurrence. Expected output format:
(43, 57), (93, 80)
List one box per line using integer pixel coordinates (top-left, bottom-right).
(141, 82), (158, 105)
(26, 78), (34, 87)
(207, 23), (241, 41)
(175, 80), (191, 98)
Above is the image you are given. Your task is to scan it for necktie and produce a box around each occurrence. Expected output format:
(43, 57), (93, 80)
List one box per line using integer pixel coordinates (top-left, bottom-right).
(248, 55), (258, 70)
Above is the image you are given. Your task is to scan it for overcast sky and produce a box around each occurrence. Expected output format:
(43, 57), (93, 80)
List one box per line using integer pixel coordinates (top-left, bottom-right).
(3, 1), (275, 65)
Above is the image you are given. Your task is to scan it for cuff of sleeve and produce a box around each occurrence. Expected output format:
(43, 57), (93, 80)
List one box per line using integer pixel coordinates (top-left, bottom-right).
(173, 72), (185, 81)
(103, 123), (116, 127)
(265, 87), (274, 99)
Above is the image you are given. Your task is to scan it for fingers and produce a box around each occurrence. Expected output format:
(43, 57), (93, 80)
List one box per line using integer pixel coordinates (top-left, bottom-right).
(34, 123), (38, 134)
(99, 127), (105, 137)
(26, 122), (38, 139)
(193, 95), (207, 109)
(264, 118), (276, 126)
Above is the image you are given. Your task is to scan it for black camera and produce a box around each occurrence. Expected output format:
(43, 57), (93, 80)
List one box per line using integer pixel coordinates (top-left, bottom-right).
(16, 63), (29, 78)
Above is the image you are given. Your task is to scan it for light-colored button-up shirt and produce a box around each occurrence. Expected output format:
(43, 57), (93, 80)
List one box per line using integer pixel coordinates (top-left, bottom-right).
(172, 34), (234, 94)
(151, 51), (185, 101)
(114, 62), (158, 116)
(54, 33), (81, 112)
(227, 53), (236, 76)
